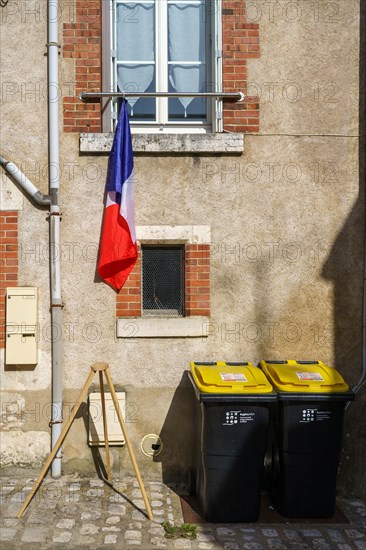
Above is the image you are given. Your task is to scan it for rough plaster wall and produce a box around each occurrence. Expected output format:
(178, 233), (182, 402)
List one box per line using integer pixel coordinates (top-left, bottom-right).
(0, 1), (364, 498)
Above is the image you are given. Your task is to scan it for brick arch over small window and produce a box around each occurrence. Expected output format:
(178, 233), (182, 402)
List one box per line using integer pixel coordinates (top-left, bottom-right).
(62, 0), (260, 134)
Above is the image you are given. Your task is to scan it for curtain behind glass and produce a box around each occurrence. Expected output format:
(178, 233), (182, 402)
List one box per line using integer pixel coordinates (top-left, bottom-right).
(168, 2), (206, 117)
(116, 3), (155, 116)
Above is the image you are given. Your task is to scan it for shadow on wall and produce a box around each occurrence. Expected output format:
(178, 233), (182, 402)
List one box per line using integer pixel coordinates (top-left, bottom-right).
(321, 0), (366, 500)
(153, 371), (196, 490)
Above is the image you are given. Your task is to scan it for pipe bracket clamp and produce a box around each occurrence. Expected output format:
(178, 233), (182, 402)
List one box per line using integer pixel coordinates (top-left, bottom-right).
(51, 303), (64, 309)
(47, 212), (62, 220)
(49, 419), (63, 428)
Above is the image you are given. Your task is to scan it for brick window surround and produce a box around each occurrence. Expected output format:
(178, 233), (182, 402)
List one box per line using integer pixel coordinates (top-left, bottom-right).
(116, 243), (210, 318)
(0, 211), (19, 348)
(62, 1), (260, 134)
(115, 226), (210, 339)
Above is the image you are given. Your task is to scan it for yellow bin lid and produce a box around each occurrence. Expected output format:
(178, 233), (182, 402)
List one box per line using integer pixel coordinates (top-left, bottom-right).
(190, 362), (274, 394)
(260, 360), (349, 393)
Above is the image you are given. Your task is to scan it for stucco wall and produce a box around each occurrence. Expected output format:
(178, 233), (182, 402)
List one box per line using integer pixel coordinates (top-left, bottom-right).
(0, 0), (365, 498)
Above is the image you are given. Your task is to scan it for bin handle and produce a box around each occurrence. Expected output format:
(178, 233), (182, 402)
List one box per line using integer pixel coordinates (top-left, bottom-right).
(265, 360), (287, 364)
(192, 362), (217, 366)
(296, 360), (319, 365)
(226, 362), (249, 366)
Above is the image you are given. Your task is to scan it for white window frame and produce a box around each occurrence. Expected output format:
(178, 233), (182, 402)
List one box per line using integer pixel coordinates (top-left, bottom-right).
(102, 0), (223, 134)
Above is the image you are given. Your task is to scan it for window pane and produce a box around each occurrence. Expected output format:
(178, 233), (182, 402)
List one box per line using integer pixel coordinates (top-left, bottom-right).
(142, 247), (184, 316)
(117, 65), (156, 119)
(168, 2), (205, 62)
(168, 65), (206, 120)
(116, 3), (155, 62)
(168, 1), (207, 120)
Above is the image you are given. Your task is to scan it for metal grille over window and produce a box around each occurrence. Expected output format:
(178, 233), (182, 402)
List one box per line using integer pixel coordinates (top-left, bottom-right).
(142, 246), (184, 316)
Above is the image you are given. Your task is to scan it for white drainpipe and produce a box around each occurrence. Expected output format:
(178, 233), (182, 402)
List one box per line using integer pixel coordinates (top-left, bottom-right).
(47, 0), (63, 479)
(1, 0), (63, 480)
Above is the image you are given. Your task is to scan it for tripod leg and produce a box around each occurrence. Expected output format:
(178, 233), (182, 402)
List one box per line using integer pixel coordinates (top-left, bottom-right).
(104, 367), (153, 521)
(99, 370), (112, 482)
(17, 368), (96, 518)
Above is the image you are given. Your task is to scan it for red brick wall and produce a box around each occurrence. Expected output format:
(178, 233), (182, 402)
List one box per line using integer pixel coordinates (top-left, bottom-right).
(62, 0), (102, 133)
(185, 244), (210, 316)
(0, 211), (19, 348)
(116, 246), (142, 317)
(63, 1), (259, 133)
(116, 244), (211, 318)
(222, 1), (260, 132)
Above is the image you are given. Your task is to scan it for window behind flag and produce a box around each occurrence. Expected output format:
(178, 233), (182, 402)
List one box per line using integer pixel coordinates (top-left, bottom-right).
(109, 0), (221, 133)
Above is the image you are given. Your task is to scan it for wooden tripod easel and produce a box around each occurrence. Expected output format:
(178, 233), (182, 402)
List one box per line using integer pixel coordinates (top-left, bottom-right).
(18, 362), (153, 520)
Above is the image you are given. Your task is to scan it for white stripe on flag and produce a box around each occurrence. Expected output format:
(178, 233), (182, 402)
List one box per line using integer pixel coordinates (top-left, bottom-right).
(120, 170), (136, 243)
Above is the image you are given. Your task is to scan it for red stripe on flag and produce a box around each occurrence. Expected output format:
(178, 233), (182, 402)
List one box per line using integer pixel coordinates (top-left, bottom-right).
(98, 204), (138, 291)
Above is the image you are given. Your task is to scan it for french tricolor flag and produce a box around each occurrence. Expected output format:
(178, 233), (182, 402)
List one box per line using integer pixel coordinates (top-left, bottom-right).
(98, 100), (138, 291)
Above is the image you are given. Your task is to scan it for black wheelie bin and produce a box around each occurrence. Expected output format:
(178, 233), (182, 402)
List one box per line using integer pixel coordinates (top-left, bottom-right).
(260, 360), (354, 518)
(189, 361), (277, 522)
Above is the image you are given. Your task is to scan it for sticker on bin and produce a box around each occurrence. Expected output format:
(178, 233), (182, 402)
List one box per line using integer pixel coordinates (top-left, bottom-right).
(223, 410), (255, 426)
(259, 360), (350, 393)
(220, 372), (247, 382)
(296, 371), (324, 381)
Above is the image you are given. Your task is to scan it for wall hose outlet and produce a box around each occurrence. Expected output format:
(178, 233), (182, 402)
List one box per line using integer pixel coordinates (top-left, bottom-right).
(140, 434), (163, 457)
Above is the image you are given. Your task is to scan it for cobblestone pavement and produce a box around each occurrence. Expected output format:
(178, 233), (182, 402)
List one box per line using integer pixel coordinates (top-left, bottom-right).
(0, 475), (365, 549)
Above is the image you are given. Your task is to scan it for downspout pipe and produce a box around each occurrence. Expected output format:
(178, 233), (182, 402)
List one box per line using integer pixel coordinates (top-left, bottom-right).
(47, 0), (63, 479)
(0, 157), (51, 206)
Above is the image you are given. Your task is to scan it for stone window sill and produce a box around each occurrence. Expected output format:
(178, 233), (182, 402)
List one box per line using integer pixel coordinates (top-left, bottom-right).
(116, 317), (210, 338)
(80, 133), (244, 154)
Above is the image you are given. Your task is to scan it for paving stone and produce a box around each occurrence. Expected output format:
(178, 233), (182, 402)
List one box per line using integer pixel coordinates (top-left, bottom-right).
(267, 539), (287, 549)
(80, 523), (100, 535)
(1, 503), (24, 517)
(109, 492), (126, 503)
(132, 509), (146, 520)
(104, 534), (118, 544)
(21, 526), (49, 543)
(108, 503), (126, 515)
(150, 535), (168, 546)
(197, 543), (214, 550)
(53, 532), (72, 543)
(27, 509), (51, 525)
(81, 510), (102, 520)
(337, 545), (353, 550)
(301, 529), (322, 538)
(327, 529), (345, 542)
(284, 529), (302, 542)
(217, 527), (236, 538)
(223, 543), (240, 550)
(243, 543), (264, 550)
(197, 533), (215, 542)
(132, 499), (145, 508)
(354, 542), (366, 550)
(0, 528), (17, 542)
(151, 500), (164, 507)
(56, 518), (75, 529)
(125, 529), (142, 540)
(106, 515), (121, 524)
(345, 529), (365, 539)
(173, 539), (193, 548)
(9, 492), (26, 503)
(2, 518), (20, 527)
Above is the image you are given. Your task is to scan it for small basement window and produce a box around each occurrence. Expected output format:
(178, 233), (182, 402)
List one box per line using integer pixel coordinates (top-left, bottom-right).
(142, 246), (184, 317)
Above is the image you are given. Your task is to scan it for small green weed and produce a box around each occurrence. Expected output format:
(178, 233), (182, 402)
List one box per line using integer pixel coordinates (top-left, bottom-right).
(162, 521), (197, 539)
